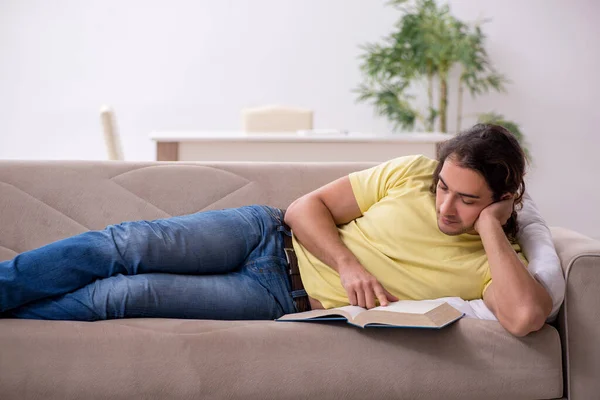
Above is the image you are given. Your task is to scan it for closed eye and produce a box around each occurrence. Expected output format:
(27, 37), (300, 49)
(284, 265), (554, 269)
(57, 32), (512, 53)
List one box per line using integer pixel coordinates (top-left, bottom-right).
(439, 182), (474, 205)
(438, 176), (481, 201)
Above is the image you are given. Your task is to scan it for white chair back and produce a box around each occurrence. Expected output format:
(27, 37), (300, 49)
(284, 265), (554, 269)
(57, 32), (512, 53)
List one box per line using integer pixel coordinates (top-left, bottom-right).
(100, 105), (124, 161)
(241, 105), (313, 133)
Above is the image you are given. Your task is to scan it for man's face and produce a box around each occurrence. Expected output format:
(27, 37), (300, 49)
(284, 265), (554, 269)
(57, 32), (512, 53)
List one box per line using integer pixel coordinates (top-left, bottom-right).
(435, 157), (495, 236)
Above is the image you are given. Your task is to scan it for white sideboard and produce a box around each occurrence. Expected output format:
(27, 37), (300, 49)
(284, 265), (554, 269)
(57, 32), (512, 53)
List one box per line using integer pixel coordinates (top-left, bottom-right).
(149, 132), (450, 162)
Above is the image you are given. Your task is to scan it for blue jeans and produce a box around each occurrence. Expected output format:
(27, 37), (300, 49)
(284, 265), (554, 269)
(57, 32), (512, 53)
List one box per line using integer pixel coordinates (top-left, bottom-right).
(0, 205), (297, 321)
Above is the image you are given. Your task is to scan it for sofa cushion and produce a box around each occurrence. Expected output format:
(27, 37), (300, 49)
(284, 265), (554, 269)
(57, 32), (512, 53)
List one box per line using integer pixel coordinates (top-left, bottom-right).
(0, 317), (562, 399)
(0, 161), (376, 260)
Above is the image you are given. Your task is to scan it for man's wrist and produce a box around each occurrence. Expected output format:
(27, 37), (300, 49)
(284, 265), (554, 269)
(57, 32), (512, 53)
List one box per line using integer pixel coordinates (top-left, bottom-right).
(333, 255), (361, 273)
(476, 214), (503, 234)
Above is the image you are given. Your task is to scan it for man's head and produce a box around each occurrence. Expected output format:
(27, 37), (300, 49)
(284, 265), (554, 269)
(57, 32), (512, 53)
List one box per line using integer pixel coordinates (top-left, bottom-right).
(430, 124), (527, 241)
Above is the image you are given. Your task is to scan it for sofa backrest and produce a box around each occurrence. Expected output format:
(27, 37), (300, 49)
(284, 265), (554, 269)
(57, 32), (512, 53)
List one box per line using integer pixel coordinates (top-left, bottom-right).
(0, 160), (376, 261)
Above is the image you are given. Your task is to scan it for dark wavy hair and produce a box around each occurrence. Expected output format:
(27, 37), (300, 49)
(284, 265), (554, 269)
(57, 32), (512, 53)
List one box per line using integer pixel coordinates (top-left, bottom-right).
(429, 124), (527, 242)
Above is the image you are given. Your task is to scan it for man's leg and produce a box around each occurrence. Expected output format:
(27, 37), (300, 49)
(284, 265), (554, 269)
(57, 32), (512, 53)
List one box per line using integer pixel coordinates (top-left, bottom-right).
(8, 270), (286, 321)
(0, 206), (279, 313)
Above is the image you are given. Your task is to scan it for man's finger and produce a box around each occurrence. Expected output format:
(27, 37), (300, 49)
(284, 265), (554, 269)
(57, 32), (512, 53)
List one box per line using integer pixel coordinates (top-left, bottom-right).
(364, 286), (377, 309)
(356, 290), (366, 308)
(384, 288), (399, 302)
(347, 289), (358, 306)
(374, 285), (389, 307)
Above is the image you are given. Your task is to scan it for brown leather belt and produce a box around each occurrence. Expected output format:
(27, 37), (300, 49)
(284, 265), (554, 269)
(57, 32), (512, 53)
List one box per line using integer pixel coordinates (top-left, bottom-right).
(282, 224), (312, 313)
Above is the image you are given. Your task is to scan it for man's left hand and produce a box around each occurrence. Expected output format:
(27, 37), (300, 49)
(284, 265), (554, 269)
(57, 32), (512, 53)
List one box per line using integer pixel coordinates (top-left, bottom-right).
(474, 195), (514, 232)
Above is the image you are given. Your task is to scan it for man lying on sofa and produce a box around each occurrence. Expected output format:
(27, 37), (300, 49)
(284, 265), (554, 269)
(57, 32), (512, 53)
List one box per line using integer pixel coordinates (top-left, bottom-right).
(0, 124), (564, 337)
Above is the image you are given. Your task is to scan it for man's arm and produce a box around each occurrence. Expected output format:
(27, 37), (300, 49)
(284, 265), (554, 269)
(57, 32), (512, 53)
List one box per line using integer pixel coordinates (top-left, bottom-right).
(461, 192), (565, 323)
(477, 198), (553, 337)
(514, 192), (565, 321)
(284, 176), (397, 309)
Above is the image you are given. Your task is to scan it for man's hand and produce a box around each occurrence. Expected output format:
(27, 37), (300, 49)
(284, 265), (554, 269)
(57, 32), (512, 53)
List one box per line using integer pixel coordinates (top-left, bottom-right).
(474, 194), (514, 232)
(338, 262), (399, 309)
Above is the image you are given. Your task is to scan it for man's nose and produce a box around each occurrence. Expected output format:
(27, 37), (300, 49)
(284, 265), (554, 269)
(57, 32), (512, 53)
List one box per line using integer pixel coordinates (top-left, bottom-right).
(440, 197), (456, 216)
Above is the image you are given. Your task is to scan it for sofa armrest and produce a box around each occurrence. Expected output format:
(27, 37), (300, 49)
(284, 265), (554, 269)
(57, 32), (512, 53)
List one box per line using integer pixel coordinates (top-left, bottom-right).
(551, 227), (600, 400)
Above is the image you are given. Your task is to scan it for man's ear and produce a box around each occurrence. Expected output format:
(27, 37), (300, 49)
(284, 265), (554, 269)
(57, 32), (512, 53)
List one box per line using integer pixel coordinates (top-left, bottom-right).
(500, 193), (514, 201)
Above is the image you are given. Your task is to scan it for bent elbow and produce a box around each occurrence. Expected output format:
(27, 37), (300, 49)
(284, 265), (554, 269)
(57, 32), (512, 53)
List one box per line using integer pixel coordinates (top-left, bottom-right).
(284, 195), (313, 227)
(502, 307), (547, 337)
(283, 201), (296, 226)
(284, 197), (304, 227)
(506, 323), (533, 338)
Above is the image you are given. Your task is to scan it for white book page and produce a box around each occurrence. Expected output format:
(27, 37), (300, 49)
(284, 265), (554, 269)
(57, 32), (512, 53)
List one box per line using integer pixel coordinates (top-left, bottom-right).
(371, 300), (444, 314)
(334, 305), (368, 319)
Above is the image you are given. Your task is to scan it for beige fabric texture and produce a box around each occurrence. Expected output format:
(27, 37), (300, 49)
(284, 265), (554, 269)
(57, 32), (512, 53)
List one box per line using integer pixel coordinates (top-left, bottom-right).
(0, 160), (595, 399)
(552, 228), (600, 400)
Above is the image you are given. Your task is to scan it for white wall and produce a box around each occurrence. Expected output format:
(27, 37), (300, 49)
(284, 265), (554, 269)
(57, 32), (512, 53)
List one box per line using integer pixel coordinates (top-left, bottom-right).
(1, 0), (599, 239)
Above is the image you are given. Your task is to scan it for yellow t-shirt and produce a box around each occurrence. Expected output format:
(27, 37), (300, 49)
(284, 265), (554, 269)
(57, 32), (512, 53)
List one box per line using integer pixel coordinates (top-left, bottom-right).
(292, 154), (522, 309)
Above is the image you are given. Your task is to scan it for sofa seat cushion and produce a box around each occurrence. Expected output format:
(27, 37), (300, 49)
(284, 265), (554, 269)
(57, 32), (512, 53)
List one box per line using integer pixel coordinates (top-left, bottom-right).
(0, 317), (562, 399)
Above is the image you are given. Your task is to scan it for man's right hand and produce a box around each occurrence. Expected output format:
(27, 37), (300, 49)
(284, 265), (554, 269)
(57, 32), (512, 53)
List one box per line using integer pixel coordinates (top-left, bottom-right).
(338, 262), (399, 309)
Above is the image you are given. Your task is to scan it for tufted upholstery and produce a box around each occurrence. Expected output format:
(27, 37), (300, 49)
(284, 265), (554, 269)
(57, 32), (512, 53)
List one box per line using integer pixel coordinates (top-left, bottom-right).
(1, 160), (598, 399)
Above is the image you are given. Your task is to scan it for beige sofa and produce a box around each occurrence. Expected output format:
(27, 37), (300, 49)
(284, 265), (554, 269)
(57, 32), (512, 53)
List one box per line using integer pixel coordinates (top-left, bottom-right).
(0, 160), (598, 400)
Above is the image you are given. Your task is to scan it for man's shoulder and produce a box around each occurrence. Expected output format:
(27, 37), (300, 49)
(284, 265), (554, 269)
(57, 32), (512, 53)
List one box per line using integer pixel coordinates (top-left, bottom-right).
(394, 154), (438, 177)
(383, 154), (438, 171)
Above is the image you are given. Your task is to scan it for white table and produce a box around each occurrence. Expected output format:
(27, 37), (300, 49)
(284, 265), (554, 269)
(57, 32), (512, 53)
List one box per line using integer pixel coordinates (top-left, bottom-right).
(149, 131), (450, 162)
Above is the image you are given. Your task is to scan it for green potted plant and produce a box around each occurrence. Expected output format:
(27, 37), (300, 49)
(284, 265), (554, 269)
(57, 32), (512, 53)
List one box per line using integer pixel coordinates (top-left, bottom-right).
(355, 0), (527, 155)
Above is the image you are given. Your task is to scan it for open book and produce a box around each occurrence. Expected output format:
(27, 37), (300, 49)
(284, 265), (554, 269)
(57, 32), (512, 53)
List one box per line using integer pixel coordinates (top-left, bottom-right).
(277, 300), (464, 329)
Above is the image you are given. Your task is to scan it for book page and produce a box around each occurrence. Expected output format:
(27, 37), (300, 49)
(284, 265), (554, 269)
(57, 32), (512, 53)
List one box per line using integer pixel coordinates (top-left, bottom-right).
(334, 305), (368, 320)
(371, 300), (444, 314)
(277, 305), (361, 321)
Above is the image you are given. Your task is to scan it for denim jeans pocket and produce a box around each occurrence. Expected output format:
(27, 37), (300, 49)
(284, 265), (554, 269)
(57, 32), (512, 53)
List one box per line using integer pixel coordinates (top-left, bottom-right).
(243, 256), (295, 315)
